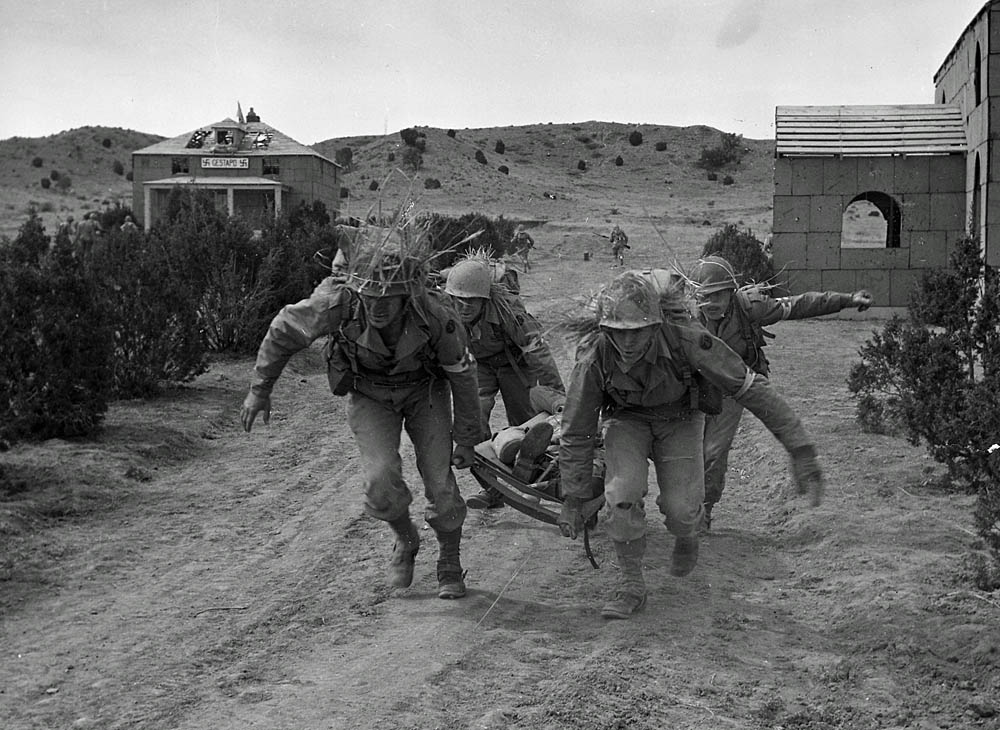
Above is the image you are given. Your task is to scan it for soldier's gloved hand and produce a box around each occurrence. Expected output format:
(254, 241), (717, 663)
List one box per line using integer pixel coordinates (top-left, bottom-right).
(557, 496), (584, 539)
(240, 392), (271, 433)
(851, 290), (874, 312)
(451, 444), (476, 469)
(790, 444), (824, 507)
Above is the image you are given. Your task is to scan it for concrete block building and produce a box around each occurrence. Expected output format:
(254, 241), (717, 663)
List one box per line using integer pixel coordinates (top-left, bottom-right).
(772, 1), (1000, 306)
(131, 107), (340, 231)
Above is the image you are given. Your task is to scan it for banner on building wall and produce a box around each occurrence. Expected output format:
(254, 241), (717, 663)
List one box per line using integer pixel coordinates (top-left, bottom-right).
(202, 158), (249, 169)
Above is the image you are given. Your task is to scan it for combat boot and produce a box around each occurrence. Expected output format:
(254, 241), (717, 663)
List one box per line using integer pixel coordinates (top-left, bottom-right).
(671, 534), (699, 577)
(386, 514), (420, 588)
(601, 537), (647, 620)
(512, 420), (554, 483)
(434, 527), (467, 599)
(466, 487), (504, 510)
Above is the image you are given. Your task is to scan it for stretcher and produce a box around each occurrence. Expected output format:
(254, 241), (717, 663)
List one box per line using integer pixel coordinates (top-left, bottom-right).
(470, 441), (605, 567)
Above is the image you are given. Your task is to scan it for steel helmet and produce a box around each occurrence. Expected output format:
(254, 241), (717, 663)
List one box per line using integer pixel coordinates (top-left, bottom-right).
(596, 271), (664, 329)
(444, 259), (492, 299)
(693, 255), (738, 294)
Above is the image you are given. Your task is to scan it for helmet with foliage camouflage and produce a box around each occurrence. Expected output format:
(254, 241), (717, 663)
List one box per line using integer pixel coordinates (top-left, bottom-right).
(346, 237), (423, 297)
(693, 255), (738, 295)
(596, 271), (664, 330)
(444, 259), (492, 299)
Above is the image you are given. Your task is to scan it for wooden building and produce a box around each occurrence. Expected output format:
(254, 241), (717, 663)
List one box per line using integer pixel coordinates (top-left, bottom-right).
(131, 108), (340, 230)
(771, 105), (967, 307)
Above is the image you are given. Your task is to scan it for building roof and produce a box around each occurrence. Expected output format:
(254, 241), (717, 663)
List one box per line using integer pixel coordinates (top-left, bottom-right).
(134, 117), (337, 165)
(142, 175), (289, 187)
(775, 105), (967, 157)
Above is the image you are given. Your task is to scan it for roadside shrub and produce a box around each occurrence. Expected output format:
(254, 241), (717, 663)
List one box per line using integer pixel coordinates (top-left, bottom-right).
(495, 140), (505, 154)
(0, 213), (113, 444)
(40, 177), (51, 189)
(700, 223), (774, 287)
(102, 138), (112, 148)
(615, 156), (624, 166)
(57, 176), (72, 191)
(655, 141), (668, 151)
(369, 180), (379, 191)
(498, 165), (509, 175)
(424, 178), (441, 189)
(628, 130), (643, 146)
(113, 160), (125, 175)
(447, 129), (456, 138)
(31, 156), (43, 167)
(722, 175), (734, 185)
(402, 146), (423, 171)
(126, 171), (133, 181)
(698, 132), (745, 171)
(847, 235), (1000, 583)
(339, 187), (350, 199)
(577, 160), (586, 171)
(50, 170), (60, 181)
(475, 150), (487, 165)
(387, 151), (395, 162)
(414, 138), (426, 152)
(707, 172), (718, 181)
(399, 127), (418, 146)
(422, 212), (516, 268)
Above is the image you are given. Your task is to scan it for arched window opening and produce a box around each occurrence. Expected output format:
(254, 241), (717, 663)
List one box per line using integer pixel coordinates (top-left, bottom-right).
(972, 153), (982, 235)
(841, 192), (902, 249)
(975, 43), (983, 105)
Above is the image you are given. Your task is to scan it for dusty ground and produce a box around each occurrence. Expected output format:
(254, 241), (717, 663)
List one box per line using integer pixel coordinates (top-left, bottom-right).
(3, 237), (1000, 730)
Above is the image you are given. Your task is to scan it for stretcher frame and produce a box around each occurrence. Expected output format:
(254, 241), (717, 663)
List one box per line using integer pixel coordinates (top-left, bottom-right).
(470, 442), (605, 567)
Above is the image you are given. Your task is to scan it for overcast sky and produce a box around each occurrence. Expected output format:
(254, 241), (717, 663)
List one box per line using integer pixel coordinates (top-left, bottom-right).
(0, 0), (987, 144)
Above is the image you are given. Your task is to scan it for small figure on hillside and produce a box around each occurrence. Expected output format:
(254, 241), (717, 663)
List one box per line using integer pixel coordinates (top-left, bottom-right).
(510, 224), (535, 272)
(443, 254), (565, 509)
(57, 215), (77, 241)
(120, 215), (139, 234)
(74, 212), (103, 258)
(610, 225), (630, 268)
(240, 224), (482, 600)
(692, 254), (873, 532)
(556, 270), (823, 620)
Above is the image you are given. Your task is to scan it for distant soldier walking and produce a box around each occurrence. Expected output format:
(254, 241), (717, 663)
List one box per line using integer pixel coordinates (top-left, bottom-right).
(692, 254), (873, 531)
(610, 225), (629, 268)
(510, 224), (534, 272)
(74, 212), (103, 258)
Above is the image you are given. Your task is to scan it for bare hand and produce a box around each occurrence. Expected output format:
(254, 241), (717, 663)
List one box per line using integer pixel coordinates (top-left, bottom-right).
(240, 392), (271, 433)
(451, 444), (476, 469)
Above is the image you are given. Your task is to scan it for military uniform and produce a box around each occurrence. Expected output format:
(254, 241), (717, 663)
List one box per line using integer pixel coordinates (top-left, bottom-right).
(699, 285), (862, 514)
(467, 291), (564, 426)
(560, 315), (813, 543)
(557, 271), (822, 619)
(250, 278), (480, 531)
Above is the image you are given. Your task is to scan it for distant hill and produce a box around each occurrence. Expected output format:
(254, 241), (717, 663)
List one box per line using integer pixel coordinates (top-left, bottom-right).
(0, 122), (775, 264)
(0, 126), (163, 239)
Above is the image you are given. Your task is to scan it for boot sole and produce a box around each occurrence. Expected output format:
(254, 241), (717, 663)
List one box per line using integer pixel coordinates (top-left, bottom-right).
(437, 583), (467, 599)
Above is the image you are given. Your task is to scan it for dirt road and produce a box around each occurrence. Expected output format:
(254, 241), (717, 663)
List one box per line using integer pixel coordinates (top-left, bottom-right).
(2, 280), (999, 729)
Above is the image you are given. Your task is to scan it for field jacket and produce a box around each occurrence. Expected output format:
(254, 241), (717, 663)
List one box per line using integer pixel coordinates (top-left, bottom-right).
(558, 316), (813, 498)
(250, 277), (482, 447)
(466, 293), (564, 392)
(699, 287), (855, 375)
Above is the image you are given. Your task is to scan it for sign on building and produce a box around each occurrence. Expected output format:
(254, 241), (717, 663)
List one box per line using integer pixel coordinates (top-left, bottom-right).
(202, 158), (249, 169)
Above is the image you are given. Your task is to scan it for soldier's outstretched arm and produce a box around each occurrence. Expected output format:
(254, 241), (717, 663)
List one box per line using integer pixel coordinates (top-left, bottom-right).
(242, 279), (348, 431)
(680, 323), (823, 505)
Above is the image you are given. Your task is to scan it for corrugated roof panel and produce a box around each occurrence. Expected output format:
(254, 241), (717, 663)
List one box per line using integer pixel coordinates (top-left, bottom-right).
(775, 105), (967, 157)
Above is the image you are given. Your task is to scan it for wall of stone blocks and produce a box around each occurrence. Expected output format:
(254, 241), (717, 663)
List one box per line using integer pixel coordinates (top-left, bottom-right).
(772, 155), (966, 306)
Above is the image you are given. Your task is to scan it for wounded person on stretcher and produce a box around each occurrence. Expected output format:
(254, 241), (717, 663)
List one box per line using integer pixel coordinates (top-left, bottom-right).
(481, 386), (605, 498)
